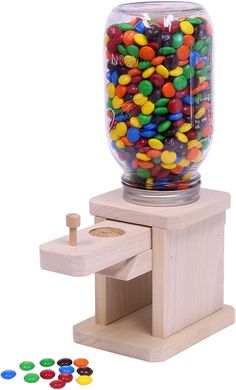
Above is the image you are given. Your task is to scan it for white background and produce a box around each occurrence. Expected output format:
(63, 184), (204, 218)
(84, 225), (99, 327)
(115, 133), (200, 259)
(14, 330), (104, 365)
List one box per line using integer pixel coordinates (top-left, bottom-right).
(0, 0), (235, 389)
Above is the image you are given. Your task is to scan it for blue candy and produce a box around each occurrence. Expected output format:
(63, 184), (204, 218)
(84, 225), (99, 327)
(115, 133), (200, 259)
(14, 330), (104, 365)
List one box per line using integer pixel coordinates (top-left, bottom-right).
(111, 70), (119, 86)
(182, 95), (194, 105)
(189, 51), (200, 67)
(154, 178), (169, 185)
(126, 127), (141, 142)
(1, 370), (16, 380)
(168, 112), (183, 121)
(143, 122), (157, 130)
(134, 20), (146, 33)
(59, 366), (75, 374)
(175, 154), (182, 163)
(201, 56), (209, 64)
(115, 113), (129, 122)
(106, 70), (113, 82)
(141, 130), (156, 138)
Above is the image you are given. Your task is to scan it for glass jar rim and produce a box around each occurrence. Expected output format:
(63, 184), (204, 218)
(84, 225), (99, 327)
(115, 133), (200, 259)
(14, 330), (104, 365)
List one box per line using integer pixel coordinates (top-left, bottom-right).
(113, 1), (204, 17)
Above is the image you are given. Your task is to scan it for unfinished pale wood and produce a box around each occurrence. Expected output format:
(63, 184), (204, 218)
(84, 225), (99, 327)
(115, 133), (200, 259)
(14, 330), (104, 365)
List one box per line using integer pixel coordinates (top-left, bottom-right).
(73, 304), (235, 362)
(90, 188), (230, 230)
(95, 272), (152, 325)
(40, 220), (151, 276)
(98, 249), (152, 281)
(152, 212), (225, 338)
(66, 213), (80, 246)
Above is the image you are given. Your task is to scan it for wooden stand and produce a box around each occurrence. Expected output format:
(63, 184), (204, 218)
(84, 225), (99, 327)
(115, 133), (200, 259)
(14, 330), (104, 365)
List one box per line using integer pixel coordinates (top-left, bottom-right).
(40, 188), (235, 362)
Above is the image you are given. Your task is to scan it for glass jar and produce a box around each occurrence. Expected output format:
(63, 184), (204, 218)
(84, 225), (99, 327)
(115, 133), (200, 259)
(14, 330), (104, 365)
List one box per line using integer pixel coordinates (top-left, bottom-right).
(104, 2), (213, 206)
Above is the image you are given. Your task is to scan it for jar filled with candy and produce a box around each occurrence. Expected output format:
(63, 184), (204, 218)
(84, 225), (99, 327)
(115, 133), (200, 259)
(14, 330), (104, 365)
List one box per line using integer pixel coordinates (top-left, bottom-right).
(105, 2), (212, 206)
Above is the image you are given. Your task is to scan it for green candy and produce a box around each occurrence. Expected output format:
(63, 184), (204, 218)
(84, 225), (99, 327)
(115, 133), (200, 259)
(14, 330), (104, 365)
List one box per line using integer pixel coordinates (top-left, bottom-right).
(194, 94), (202, 105)
(24, 374), (40, 383)
(117, 23), (134, 31)
(193, 40), (204, 51)
(201, 138), (210, 150)
(159, 46), (176, 55)
(195, 66), (207, 77)
(138, 113), (152, 125)
(19, 361), (35, 371)
(107, 98), (113, 109)
(172, 31), (184, 49)
(138, 80), (153, 96)
(154, 107), (168, 115)
(200, 46), (209, 56)
(138, 61), (151, 69)
(127, 45), (140, 57)
(136, 168), (151, 179)
(117, 44), (127, 55)
(40, 358), (55, 367)
(152, 157), (161, 164)
(187, 17), (203, 25)
(113, 108), (122, 115)
(158, 121), (171, 133)
(183, 64), (195, 79)
(155, 134), (165, 141)
(155, 98), (170, 107)
(173, 75), (187, 91)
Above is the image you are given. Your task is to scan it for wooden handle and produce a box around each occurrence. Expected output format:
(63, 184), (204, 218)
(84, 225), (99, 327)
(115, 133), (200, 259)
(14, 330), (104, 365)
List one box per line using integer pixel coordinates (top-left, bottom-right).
(66, 213), (80, 246)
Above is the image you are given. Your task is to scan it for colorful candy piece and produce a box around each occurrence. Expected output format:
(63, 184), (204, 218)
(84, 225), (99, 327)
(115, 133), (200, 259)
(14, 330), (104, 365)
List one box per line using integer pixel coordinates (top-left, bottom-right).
(58, 373), (73, 383)
(74, 358), (89, 368)
(19, 361), (35, 371)
(76, 376), (93, 385)
(24, 373), (40, 383)
(57, 358), (73, 366)
(1, 370), (16, 380)
(77, 367), (93, 376)
(40, 358), (55, 367)
(50, 380), (66, 388)
(59, 366), (75, 374)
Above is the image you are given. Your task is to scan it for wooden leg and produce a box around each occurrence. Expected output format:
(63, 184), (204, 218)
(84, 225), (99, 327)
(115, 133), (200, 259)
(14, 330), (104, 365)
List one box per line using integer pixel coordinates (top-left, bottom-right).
(152, 212), (225, 338)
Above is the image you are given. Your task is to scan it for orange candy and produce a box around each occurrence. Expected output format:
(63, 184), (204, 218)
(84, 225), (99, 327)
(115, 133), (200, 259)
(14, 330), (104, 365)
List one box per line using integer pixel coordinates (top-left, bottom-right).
(195, 60), (205, 70)
(176, 44), (190, 60)
(183, 34), (195, 47)
(162, 82), (176, 98)
(192, 81), (209, 95)
(121, 102), (135, 112)
(179, 59), (189, 66)
(128, 68), (142, 76)
(151, 56), (165, 65)
(147, 149), (161, 158)
(202, 126), (212, 137)
(121, 136), (133, 146)
(186, 147), (200, 161)
(74, 358), (89, 368)
(139, 46), (156, 61)
(132, 159), (139, 169)
(138, 161), (154, 169)
(116, 85), (127, 98)
(172, 165), (184, 174)
(123, 30), (136, 46)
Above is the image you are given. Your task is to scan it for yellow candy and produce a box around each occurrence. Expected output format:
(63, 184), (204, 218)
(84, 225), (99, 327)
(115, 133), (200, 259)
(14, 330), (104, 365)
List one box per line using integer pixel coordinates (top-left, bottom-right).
(161, 150), (177, 164)
(195, 107), (206, 119)
(169, 67), (183, 77)
(130, 116), (141, 128)
(145, 177), (154, 189)
(107, 82), (116, 98)
(136, 152), (151, 161)
(116, 122), (127, 137)
(134, 33), (148, 46)
(141, 101), (155, 115)
(76, 376), (93, 385)
(199, 76), (206, 84)
(124, 55), (137, 68)
(176, 131), (188, 143)
(133, 93), (148, 106)
(109, 129), (119, 141)
(116, 139), (125, 148)
(188, 140), (202, 149)
(148, 138), (163, 150)
(182, 172), (192, 180)
(105, 35), (109, 44)
(112, 96), (124, 109)
(180, 21), (194, 35)
(142, 66), (155, 79)
(118, 74), (131, 85)
(179, 123), (192, 133)
(161, 162), (177, 169)
(156, 64), (169, 79)
(178, 158), (190, 167)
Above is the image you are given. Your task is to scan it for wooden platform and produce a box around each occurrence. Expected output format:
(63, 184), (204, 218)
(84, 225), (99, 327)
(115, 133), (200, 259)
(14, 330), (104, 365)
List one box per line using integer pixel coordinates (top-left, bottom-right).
(73, 304), (235, 362)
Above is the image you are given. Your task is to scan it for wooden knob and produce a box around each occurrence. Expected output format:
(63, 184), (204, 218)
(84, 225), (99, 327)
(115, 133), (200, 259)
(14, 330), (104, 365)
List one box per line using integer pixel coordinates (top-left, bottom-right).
(66, 213), (80, 246)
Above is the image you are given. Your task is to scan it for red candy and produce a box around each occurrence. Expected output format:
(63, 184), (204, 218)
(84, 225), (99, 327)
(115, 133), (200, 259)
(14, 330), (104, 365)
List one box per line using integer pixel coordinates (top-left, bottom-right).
(58, 374), (73, 383)
(40, 370), (55, 380)
(168, 98), (183, 114)
(150, 74), (165, 88)
(50, 380), (66, 389)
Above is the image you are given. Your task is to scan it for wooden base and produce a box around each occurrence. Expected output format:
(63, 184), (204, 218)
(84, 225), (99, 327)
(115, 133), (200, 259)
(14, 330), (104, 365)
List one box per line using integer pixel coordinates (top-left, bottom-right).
(73, 304), (235, 362)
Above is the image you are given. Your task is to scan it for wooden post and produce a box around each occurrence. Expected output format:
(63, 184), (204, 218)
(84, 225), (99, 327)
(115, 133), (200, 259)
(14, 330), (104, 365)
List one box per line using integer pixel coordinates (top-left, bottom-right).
(66, 213), (80, 246)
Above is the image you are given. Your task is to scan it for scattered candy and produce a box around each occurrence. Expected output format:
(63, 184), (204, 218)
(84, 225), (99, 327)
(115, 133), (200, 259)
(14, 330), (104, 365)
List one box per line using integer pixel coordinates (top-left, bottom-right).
(57, 358), (72, 367)
(24, 373), (40, 383)
(77, 367), (93, 376)
(1, 370), (16, 380)
(50, 379), (66, 389)
(76, 375), (93, 385)
(74, 358), (89, 368)
(40, 358), (55, 367)
(19, 361), (35, 371)
(105, 11), (212, 191)
(40, 369), (56, 380)
(59, 365), (75, 374)
(58, 373), (73, 383)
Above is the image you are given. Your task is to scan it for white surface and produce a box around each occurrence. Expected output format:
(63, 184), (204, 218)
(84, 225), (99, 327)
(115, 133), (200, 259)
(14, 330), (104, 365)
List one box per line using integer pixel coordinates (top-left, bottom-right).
(0, 0), (235, 389)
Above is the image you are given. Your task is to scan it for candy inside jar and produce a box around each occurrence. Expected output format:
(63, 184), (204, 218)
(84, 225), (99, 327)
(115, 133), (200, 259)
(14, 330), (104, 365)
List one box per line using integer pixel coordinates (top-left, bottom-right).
(105, 2), (213, 206)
